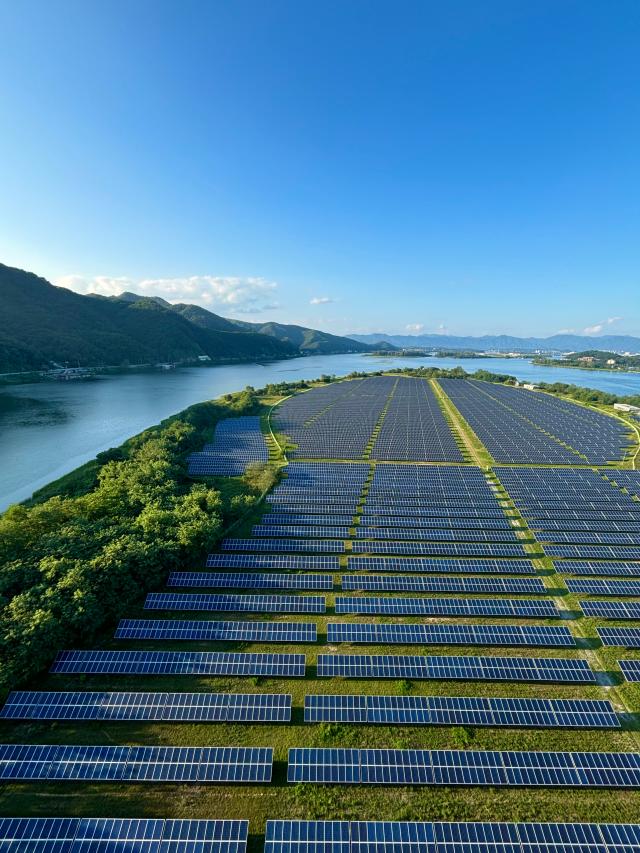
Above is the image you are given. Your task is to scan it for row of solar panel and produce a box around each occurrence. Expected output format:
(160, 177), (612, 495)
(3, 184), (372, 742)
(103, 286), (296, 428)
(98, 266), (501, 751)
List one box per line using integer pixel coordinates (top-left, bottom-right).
(263, 819), (640, 853)
(7, 743), (638, 787)
(26, 650), (602, 682)
(286, 747), (640, 787)
(303, 695), (617, 727)
(113, 620), (574, 648)
(166, 574), (545, 592)
(144, 593), (558, 617)
(0, 692), (620, 728)
(0, 692), (292, 721)
(314, 655), (595, 682)
(220, 540), (532, 557)
(50, 651), (306, 676)
(0, 818), (247, 853)
(0, 744), (272, 782)
(205, 554), (539, 573)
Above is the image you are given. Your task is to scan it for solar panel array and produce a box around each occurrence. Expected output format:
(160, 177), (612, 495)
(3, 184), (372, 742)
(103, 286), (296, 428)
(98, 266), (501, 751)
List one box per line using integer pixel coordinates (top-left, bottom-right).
(205, 555), (340, 570)
(286, 747), (640, 786)
(167, 573), (333, 590)
(598, 628), (640, 648)
(0, 745), (272, 783)
(7, 375), (640, 839)
(334, 596), (560, 617)
(187, 416), (268, 476)
(496, 467), (640, 570)
(265, 821), (640, 853)
(326, 623), (574, 647)
(272, 377), (395, 458)
(619, 660), (640, 681)
(0, 819), (248, 853)
(440, 379), (631, 464)
(222, 539), (346, 553)
(0, 692), (292, 722)
(352, 542), (529, 557)
(554, 561), (640, 577)
(316, 654), (595, 683)
(347, 557), (538, 574)
(566, 579), (640, 596)
(116, 620), (317, 643)
(50, 650), (306, 677)
(607, 471), (640, 498)
(580, 601), (640, 620)
(144, 593), (326, 613)
(439, 380), (582, 464)
(368, 377), (463, 462)
(303, 695), (617, 727)
(340, 575), (546, 593)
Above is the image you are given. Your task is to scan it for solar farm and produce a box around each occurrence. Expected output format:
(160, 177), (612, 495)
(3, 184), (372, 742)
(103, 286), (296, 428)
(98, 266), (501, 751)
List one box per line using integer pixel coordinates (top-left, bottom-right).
(4, 374), (640, 852)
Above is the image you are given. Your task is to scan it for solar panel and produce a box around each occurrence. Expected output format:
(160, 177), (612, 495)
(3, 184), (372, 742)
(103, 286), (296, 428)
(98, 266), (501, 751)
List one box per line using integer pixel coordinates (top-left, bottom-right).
(334, 597), (560, 618)
(264, 820), (640, 853)
(545, 545), (640, 560)
(167, 573), (334, 590)
(566, 579), (640, 596)
(347, 557), (538, 574)
(221, 539), (345, 553)
(316, 654), (595, 683)
(50, 650), (306, 677)
(352, 542), (530, 558)
(160, 819), (248, 853)
(115, 620), (317, 643)
(598, 628), (640, 648)
(0, 744), (273, 784)
(144, 593), (326, 613)
(355, 528), (520, 543)
(619, 660), (640, 681)
(326, 623), (574, 647)
(303, 694), (618, 728)
(253, 526), (351, 538)
(554, 561), (640, 577)
(285, 747), (640, 787)
(0, 692), (292, 722)
(0, 817), (81, 853)
(205, 555), (340, 570)
(340, 576), (547, 594)
(187, 414), (268, 476)
(66, 819), (249, 853)
(579, 601), (640, 619)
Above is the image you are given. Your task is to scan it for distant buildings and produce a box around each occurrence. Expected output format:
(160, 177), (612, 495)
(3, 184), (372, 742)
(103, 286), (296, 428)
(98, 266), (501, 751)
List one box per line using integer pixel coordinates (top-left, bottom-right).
(614, 403), (640, 414)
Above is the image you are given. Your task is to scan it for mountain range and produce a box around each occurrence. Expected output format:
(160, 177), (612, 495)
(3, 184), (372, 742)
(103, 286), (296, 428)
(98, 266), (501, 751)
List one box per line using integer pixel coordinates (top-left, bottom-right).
(0, 264), (372, 372)
(349, 332), (640, 353)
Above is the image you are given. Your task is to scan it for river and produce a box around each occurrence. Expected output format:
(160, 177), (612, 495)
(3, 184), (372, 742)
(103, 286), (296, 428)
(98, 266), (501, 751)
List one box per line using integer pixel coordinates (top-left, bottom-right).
(2, 353), (640, 511)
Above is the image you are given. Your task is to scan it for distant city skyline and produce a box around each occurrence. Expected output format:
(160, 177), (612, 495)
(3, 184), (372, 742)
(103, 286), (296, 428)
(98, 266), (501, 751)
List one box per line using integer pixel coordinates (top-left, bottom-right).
(1, 1), (638, 337)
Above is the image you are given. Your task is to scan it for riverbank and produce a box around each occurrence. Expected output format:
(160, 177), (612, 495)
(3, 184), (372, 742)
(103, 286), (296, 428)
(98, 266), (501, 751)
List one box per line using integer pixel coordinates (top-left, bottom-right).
(533, 358), (640, 375)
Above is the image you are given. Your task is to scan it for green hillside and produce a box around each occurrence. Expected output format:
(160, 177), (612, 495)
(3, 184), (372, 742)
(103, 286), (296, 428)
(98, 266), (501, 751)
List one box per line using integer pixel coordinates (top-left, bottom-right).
(0, 264), (369, 372)
(232, 318), (371, 354)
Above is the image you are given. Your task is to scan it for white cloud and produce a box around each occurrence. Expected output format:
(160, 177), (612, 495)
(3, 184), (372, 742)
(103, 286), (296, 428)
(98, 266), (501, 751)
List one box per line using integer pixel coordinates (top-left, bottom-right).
(310, 296), (334, 305)
(436, 323), (450, 335)
(57, 274), (280, 314)
(405, 323), (425, 334)
(556, 328), (576, 335)
(583, 316), (623, 335)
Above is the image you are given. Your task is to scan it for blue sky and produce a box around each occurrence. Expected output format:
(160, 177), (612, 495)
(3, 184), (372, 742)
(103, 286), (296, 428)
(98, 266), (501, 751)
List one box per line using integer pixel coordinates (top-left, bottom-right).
(0, 0), (639, 338)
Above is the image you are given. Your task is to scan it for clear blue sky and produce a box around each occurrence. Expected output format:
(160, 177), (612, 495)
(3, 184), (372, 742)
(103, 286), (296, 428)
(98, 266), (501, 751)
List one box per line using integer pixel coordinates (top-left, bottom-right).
(1, 0), (638, 338)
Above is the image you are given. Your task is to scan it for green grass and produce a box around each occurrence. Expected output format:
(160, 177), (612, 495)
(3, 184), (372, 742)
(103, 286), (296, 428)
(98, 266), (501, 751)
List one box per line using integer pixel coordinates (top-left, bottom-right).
(431, 379), (493, 468)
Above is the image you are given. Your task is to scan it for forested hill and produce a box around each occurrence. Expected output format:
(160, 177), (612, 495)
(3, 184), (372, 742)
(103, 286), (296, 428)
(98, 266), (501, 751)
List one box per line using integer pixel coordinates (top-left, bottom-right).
(0, 264), (370, 371)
